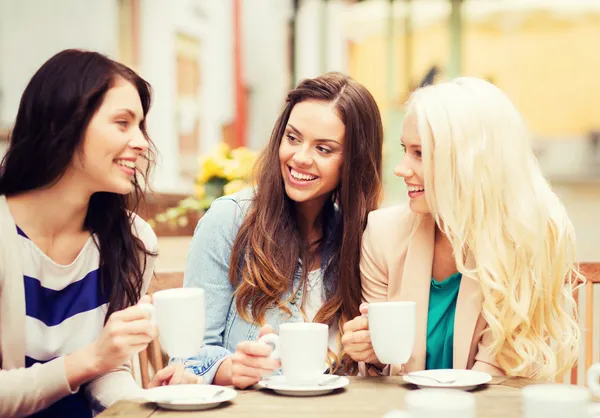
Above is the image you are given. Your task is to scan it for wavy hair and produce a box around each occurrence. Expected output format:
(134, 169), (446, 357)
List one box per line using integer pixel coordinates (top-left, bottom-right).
(406, 77), (581, 380)
(230, 72), (383, 374)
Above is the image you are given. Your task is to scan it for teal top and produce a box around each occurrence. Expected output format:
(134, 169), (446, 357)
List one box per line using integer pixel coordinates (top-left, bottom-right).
(425, 271), (462, 370)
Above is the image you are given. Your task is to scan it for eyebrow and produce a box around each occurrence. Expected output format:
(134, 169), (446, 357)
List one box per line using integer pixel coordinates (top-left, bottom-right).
(287, 124), (342, 145)
(116, 108), (142, 120)
(400, 139), (421, 147)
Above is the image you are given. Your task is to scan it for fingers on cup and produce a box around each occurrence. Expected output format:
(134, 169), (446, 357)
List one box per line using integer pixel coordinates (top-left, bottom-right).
(237, 341), (273, 357)
(343, 316), (369, 333)
(232, 350), (279, 371)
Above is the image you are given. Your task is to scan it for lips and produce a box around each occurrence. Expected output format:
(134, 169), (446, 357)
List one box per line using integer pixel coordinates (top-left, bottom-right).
(114, 158), (136, 169)
(289, 166), (318, 182)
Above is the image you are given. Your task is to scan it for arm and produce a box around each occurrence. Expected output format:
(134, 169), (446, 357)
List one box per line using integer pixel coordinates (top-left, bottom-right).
(84, 217), (158, 410)
(174, 197), (246, 385)
(0, 358), (76, 418)
(360, 215), (389, 305)
(0, 199), (102, 417)
(472, 325), (505, 376)
(357, 216), (392, 376)
(0, 339), (145, 417)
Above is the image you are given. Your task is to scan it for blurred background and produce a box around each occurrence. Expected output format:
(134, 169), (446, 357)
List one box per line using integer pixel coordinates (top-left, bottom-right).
(0, 0), (598, 385)
(0, 0), (598, 263)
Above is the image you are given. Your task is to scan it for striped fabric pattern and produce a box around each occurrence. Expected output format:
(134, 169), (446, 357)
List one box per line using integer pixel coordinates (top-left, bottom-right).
(18, 226), (107, 418)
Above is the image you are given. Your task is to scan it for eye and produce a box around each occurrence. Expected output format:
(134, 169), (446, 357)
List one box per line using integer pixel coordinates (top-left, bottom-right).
(415, 149), (422, 158)
(317, 146), (332, 155)
(286, 133), (299, 143)
(401, 144), (407, 152)
(116, 120), (129, 128)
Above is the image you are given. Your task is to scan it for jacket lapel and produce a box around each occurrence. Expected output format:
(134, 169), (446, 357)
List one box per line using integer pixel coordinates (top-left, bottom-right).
(398, 215), (434, 371)
(453, 253), (482, 369)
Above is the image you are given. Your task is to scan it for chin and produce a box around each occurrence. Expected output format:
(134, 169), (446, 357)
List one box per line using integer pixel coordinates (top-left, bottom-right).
(284, 185), (316, 204)
(408, 199), (430, 214)
(105, 181), (135, 195)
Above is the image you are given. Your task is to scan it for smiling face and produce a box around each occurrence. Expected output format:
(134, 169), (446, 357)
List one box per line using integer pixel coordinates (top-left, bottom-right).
(69, 77), (149, 195)
(394, 111), (430, 214)
(278, 99), (345, 209)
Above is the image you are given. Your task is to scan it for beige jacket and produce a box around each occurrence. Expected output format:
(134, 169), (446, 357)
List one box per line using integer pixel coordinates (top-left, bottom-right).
(360, 205), (504, 376)
(0, 196), (157, 417)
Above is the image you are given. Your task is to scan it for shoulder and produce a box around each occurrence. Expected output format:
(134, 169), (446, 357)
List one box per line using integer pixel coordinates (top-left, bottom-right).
(199, 188), (255, 232)
(361, 204), (419, 263)
(130, 213), (158, 253)
(365, 204), (416, 238)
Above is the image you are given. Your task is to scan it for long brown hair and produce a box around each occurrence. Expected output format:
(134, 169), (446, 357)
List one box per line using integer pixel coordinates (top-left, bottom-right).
(229, 72), (383, 373)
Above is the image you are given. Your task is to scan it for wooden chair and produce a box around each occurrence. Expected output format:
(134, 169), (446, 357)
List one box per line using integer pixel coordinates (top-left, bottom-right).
(137, 269), (185, 388)
(569, 262), (600, 385)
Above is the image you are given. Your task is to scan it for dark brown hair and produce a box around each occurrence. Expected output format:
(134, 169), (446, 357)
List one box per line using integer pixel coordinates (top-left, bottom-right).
(0, 49), (155, 319)
(229, 72), (383, 373)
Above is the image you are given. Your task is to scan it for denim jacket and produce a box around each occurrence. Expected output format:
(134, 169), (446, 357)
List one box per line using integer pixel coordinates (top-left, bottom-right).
(173, 189), (339, 384)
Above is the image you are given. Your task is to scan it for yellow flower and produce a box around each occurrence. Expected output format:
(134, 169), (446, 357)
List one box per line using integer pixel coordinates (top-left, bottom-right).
(215, 142), (231, 158)
(196, 143), (257, 184)
(197, 154), (225, 183)
(223, 179), (251, 196)
(226, 147), (257, 181)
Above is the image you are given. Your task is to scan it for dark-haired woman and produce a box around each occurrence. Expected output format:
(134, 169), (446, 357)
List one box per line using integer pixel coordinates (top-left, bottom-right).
(0, 49), (198, 418)
(178, 72), (384, 389)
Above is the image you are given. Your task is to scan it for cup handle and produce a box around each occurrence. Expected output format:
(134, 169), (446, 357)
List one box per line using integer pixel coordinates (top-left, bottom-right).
(138, 303), (156, 324)
(258, 333), (280, 359)
(588, 364), (600, 395)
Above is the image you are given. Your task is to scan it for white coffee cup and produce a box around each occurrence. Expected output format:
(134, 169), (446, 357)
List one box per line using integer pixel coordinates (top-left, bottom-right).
(139, 288), (205, 358)
(522, 384), (591, 418)
(404, 388), (476, 418)
(368, 301), (416, 365)
(588, 363), (600, 398)
(259, 322), (328, 385)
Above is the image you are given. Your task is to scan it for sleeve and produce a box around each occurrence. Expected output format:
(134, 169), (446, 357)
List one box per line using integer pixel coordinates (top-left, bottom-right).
(360, 213), (390, 304)
(171, 196), (247, 385)
(472, 325), (505, 376)
(358, 213), (393, 377)
(0, 357), (78, 418)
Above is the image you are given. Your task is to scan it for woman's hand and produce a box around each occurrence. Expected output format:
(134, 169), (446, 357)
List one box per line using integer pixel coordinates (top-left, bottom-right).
(66, 296), (157, 389)
(89, 295), (157, 375)
(342, 303), (381, 365)
(230, 325), (281, 389)
(148, 363), (202, 387)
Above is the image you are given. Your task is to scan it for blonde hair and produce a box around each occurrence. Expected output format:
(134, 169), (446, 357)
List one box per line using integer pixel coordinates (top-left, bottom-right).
(406, 77), (582, 380)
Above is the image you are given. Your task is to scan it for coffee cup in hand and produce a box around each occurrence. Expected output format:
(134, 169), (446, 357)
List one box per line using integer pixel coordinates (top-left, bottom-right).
(139, 288), (205, 358)
(259, 322), (328, 386)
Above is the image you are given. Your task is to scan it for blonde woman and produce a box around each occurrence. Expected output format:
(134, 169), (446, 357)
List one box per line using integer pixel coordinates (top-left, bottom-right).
(343, 77), (581, 380)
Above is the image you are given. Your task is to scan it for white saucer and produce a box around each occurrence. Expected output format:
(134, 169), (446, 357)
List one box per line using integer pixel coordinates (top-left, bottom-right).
(144, 384), (237, 411)
(256, 375), (350, 397)
(403, 369), (492, 391)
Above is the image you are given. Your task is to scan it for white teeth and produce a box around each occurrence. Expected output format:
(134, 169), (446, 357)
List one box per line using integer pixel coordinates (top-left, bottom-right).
(290, 168), (317, 181)
(115, 159), (136, 169)
(407, 185), (424, 192)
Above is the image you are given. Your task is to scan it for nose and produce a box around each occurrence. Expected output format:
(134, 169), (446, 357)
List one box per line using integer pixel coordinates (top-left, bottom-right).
(292, 145), (313, 168)
(129, 127), (149, 153)
(393, 154), (414, 179)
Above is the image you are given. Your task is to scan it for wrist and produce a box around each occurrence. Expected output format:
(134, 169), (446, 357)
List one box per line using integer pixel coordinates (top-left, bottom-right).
(64, 344), (104, 391)
(213, 357), (233, 386)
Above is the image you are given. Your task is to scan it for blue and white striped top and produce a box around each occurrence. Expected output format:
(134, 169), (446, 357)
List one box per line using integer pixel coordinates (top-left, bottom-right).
(18, 225), (107, 418)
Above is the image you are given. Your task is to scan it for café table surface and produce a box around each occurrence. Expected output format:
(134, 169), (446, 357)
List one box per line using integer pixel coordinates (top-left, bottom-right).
(99, 376), (599, 418)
